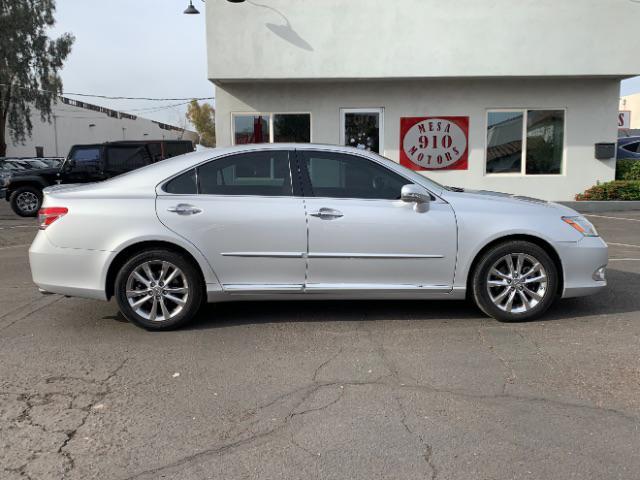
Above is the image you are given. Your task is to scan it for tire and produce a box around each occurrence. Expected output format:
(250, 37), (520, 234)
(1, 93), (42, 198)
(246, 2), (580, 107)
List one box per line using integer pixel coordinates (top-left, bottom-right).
(9, 186), (42, 217)
(115, 249), (204, 330)
(471, 240), (558, 322)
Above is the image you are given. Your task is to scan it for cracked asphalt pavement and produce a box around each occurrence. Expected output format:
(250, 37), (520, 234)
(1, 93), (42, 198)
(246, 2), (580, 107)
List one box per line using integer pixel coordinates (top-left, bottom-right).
(1, 202), (639, 479)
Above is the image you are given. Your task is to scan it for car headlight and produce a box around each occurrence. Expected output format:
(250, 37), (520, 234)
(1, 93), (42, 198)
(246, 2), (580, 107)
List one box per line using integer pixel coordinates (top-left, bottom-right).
(0, 174), (10, 187)
(562, 216), (599, 237)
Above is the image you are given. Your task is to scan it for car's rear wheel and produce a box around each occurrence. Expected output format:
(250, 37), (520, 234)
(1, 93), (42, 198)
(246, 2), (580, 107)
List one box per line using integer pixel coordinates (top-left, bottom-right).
(9, 186), (42, 217)
(472, 240), (558, 322)
(115, 249), (203, 330)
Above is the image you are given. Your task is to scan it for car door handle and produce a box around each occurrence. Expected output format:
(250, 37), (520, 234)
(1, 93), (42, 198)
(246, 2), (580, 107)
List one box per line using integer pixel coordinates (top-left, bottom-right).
(310, 208), (344, 220)
(167, 204), (202, 216)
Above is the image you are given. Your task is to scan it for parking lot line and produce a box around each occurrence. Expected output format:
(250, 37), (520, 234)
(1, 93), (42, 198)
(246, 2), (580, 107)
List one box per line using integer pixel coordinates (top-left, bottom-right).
(585, 214), (640, 222)
(0, 225), (37, 230)
(0, 243), (31, 250)
(608, 242), (640, 249)
(609, 258), (640, 261)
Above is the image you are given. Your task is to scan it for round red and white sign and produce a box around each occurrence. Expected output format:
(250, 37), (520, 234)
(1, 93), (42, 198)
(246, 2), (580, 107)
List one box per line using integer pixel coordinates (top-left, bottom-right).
(402, 118), (468, 170)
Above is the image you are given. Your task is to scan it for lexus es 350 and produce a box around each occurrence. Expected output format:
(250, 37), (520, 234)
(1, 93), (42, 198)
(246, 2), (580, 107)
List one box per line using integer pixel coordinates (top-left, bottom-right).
(29, 144), (607, 330)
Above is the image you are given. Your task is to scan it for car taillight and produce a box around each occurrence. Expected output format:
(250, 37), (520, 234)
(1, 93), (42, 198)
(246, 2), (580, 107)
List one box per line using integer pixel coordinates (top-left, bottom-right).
(38, 207), (68, 230)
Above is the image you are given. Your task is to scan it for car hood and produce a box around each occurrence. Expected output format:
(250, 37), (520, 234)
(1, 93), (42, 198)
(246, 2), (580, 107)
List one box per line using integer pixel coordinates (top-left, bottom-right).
(441, 188), (579, 216)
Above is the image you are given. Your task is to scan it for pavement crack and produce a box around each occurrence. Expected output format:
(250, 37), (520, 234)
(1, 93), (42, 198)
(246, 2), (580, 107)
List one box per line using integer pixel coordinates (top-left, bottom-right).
(57, 357), (130, 476)
(477, 322), (517, 394)
(312, 347), (344, 382)
(394, 394), (438, 480)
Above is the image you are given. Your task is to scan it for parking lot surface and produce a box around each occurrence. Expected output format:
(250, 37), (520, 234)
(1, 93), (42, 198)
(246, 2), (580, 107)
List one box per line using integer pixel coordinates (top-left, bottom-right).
(1, 202), (639, 480)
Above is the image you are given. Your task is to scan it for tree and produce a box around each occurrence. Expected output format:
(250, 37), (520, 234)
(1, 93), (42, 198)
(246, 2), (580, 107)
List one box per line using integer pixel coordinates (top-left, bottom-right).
(186, 100), (216, 147)
(0, 0), (74, 156)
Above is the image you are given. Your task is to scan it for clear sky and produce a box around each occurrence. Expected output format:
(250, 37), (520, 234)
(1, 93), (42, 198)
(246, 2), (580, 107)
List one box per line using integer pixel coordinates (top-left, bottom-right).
(50, 0), (639, 128)
(50, 0), (213, 127)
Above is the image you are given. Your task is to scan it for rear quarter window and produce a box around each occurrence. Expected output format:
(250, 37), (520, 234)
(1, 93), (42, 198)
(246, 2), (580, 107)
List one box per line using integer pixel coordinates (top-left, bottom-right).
(163, 169), (197, 194)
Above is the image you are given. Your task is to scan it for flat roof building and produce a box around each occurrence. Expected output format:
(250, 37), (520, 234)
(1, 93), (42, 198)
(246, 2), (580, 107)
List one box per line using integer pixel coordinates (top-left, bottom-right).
(206, 0), (640, 200)
(5, 97), (198, 158)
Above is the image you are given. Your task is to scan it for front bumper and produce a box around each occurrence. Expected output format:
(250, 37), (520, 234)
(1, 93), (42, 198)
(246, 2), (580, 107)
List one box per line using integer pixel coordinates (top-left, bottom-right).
(556, 236), (608, 299)
(29, 232), (114, 301)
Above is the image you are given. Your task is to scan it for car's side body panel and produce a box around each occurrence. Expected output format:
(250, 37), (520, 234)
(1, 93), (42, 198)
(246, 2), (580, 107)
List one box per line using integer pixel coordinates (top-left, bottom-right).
(156, 195), (308, 289)
(303, 197), (457, 290)
(29, 144), (608, 307)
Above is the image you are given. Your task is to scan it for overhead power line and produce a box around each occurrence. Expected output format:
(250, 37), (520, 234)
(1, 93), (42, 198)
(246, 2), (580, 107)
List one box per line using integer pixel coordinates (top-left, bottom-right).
(0, 83), (214, 101)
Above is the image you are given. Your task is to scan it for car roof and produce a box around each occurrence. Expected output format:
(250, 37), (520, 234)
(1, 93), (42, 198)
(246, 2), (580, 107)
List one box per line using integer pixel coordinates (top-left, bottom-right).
(94, 143), (444, 198)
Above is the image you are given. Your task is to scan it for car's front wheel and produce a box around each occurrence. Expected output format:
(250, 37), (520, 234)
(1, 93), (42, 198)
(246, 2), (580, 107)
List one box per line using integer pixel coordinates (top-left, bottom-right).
(471, 240), (558, 322)
(9, 186), (42, 217)
(115, 249), (203, 330)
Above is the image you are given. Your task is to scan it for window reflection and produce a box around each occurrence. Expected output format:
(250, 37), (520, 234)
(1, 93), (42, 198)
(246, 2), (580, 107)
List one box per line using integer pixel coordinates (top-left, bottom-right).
(344, 112), (380, 153)
(486, 112), (523, 174)
(526, 110), (564, 175)
(233, 115), (270, 144)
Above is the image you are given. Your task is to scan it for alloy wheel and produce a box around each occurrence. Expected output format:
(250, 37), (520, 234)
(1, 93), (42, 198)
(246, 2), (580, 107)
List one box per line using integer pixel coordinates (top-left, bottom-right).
(486, 253), (548, 314)
(125, 260), (190, 322)
(16, 192), (39, 214)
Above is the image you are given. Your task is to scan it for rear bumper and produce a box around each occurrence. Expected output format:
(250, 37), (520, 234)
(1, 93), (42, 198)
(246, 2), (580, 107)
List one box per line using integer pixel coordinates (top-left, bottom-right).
(29, 232), (113, 301)
(557, 236), (608, 299)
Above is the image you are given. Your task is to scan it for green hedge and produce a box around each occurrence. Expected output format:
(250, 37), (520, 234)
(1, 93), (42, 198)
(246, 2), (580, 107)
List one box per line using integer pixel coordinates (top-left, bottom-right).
(576, 180), (640, 201)
(617, 159), (640, 180)
(616, 159), (636, 180)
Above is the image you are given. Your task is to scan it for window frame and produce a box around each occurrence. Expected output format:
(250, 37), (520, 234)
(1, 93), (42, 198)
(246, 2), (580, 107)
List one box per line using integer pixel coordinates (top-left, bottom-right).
(484, 108), (567, 177)
(231, 112), (313, 145)
(339, 107), (385, 155)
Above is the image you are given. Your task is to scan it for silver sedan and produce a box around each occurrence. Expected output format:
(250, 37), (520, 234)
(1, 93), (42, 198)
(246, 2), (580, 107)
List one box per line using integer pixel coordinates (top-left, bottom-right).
(29, 144), (608, 330)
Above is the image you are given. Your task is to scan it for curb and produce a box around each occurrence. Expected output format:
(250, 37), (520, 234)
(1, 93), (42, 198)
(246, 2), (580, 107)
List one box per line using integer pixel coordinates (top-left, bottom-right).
(559, 201), (640, 213)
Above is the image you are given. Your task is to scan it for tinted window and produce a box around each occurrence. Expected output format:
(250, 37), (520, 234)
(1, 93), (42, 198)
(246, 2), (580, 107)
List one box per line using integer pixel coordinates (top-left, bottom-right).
(302, 151), (406, 200)
(198, 151), (292, 196)
(525, 110), (564, 175)
(164, 169), (197, 194)
(486, 112), (523, 174)
(273, 114), (311, 143)
(164, 142), (193, 158)
(69, 147), (101, 172)
(622, 141), (640, 153)
(105, 146), (151, 174)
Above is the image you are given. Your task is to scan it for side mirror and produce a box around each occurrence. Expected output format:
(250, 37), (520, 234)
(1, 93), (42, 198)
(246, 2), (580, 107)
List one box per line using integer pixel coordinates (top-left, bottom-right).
(401, 184), (431, 204)
(401, 184), (431, 213)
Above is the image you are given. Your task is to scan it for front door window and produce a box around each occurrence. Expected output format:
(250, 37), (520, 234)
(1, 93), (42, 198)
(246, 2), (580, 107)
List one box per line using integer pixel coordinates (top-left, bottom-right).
(341, 108), (384, 154)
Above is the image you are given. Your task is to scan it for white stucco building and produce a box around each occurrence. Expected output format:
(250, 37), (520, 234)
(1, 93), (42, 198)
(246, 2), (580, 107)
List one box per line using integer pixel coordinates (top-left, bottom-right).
(5, 97), (198, 158)
(206, 0), (640, 201)
(620, 93), (640, 130)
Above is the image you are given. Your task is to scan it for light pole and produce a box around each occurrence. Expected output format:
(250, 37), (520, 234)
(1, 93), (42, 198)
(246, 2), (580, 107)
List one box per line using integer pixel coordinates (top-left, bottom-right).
(184, 0), (246, 15)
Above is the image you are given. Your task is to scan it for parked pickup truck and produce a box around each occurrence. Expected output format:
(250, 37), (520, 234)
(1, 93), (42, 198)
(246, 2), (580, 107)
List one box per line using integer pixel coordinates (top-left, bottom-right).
(5, 140), (194, 217)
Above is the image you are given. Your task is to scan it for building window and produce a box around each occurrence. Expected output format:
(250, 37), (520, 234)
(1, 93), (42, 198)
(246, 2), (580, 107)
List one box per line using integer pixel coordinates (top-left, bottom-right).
(486, 110), (565, 175)
(233, 114), (271, 144)
(273, 114), (311, 143)
(232, 113), (311, 145)
(340, 108), (384, 154)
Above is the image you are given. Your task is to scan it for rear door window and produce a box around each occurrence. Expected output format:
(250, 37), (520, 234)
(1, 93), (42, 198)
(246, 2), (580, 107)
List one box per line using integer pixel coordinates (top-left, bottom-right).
(197, 151), (292, 196)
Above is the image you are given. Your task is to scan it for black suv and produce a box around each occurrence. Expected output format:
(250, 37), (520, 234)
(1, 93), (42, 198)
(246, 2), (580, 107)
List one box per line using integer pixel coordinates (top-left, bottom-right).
(5, 140), (194, 217)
